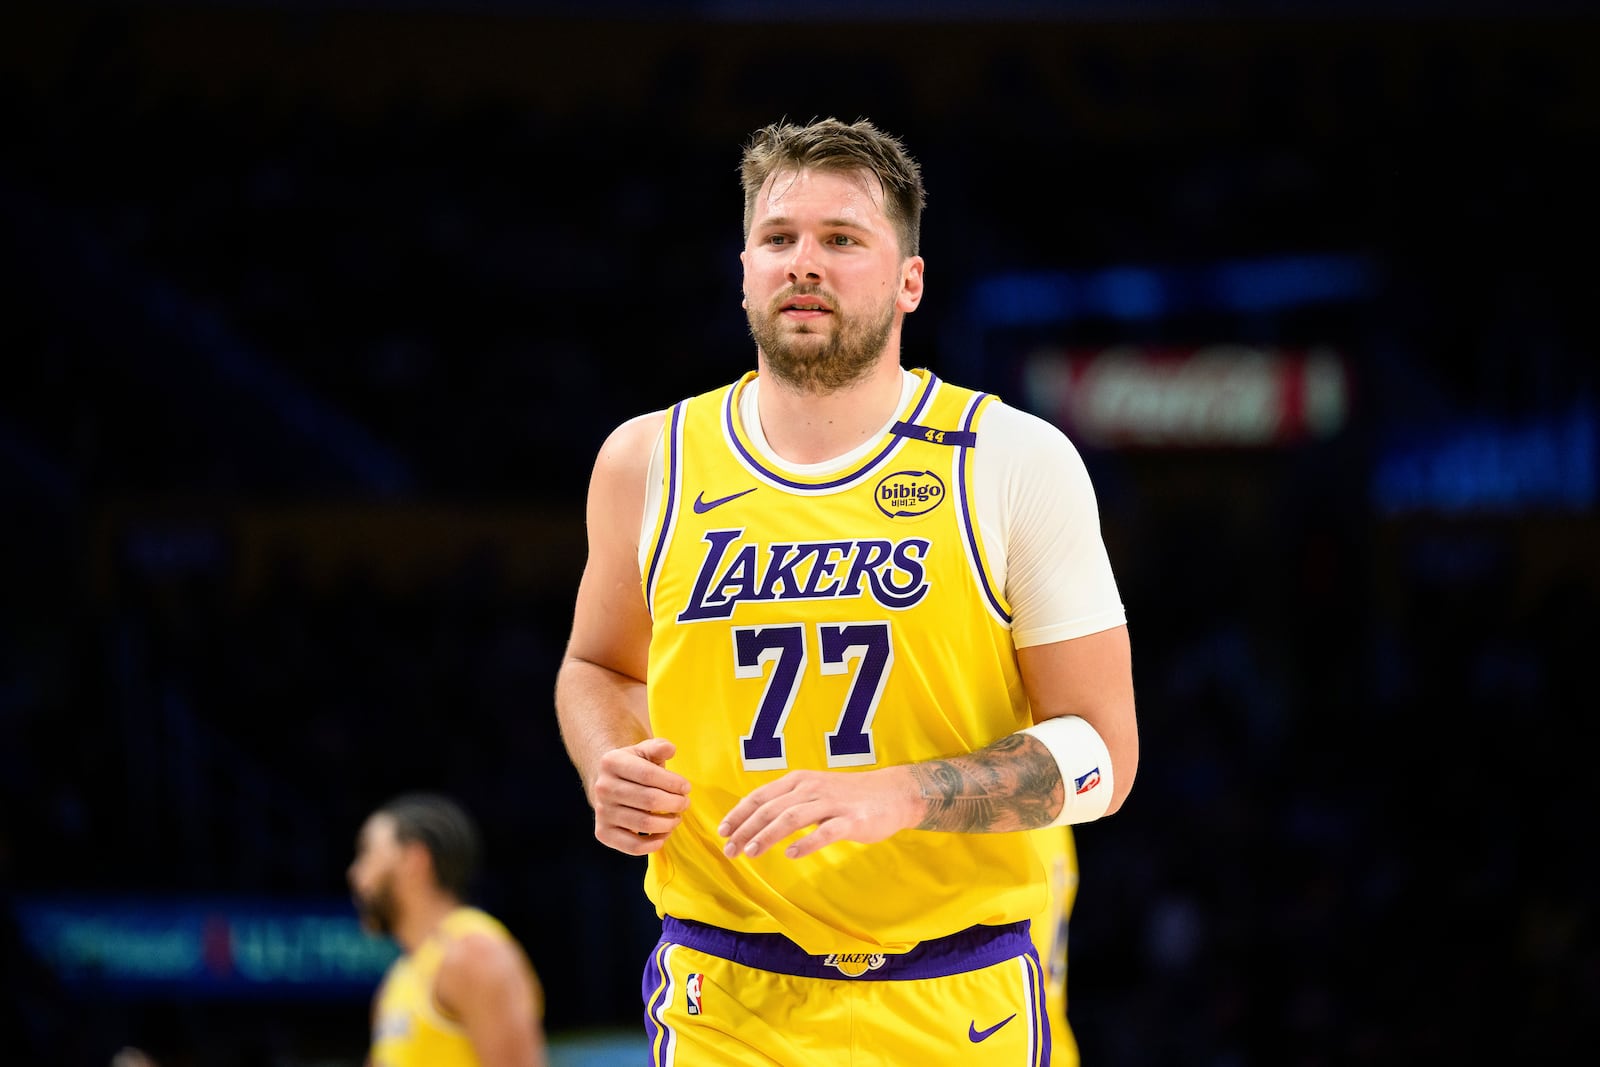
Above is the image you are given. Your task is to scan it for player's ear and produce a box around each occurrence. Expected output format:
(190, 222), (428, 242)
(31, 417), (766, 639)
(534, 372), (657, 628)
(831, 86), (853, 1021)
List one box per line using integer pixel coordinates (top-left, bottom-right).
(400, 839), (433, 883)
(897, 255), (924, 313)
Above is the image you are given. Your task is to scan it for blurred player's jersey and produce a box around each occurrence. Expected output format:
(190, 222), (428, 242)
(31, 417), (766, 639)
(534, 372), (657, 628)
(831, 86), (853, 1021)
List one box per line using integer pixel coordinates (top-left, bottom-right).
(369, 907), (518, 1067)
(641, 369), (1046, 954)
(1031, 825), (1081, 1067)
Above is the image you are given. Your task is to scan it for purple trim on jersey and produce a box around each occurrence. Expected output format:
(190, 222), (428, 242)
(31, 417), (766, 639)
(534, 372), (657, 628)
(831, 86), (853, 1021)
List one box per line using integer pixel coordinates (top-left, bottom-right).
(642, 939), (675, 1065)
(956, 392), (1011, 623)
(657, 916), (1033, 981)
(1029, 949), (1051, 1066)
(723, 373), (940, 491)
(644, 401), (687, 602)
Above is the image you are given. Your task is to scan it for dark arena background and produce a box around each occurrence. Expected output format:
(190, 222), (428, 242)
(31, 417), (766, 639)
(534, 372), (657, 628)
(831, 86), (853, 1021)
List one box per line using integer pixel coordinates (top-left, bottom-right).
(2, 2), (1596, 1065)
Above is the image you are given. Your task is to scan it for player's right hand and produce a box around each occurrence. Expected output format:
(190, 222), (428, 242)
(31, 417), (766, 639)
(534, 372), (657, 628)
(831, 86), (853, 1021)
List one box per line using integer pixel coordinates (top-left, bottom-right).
(591, 737), (691, 855)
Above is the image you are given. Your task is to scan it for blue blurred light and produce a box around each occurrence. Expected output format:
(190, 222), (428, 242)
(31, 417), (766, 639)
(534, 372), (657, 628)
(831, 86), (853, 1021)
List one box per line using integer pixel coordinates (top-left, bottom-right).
(1089, 267), (1167, 320)
(1371, 402), (1597, 515)
(1211, 254), (1374, 312)
(12, 894), (396, 1000)
(972, 253), (1373, 326)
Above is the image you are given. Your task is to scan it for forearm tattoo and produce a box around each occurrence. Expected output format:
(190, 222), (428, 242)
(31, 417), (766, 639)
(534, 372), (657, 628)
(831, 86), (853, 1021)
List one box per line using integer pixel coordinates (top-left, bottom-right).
(909, 732), (1066, 832)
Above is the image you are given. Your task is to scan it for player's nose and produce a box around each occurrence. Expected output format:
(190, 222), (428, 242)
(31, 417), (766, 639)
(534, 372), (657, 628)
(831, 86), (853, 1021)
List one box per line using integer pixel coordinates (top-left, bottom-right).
(785, 235), (823, 282)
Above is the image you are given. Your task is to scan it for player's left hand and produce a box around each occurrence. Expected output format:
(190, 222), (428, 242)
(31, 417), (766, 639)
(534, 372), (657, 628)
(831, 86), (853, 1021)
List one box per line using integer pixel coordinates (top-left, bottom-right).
(717, 767), (919, 860)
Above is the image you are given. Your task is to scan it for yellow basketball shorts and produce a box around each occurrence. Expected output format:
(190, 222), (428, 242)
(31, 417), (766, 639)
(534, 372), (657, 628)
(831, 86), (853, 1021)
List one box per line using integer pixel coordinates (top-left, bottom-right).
(642, 917), (1052, 1065)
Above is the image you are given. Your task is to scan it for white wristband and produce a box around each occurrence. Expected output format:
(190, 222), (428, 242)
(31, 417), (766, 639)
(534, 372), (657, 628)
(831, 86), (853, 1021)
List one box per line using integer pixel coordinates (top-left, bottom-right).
(1019, 715), (1113, 826)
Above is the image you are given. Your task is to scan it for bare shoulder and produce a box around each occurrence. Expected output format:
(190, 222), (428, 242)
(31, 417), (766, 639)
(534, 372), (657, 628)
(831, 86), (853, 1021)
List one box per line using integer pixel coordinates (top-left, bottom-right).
(444, 927), (525, 978)
(436, 928), (536, 1010)
(586, 408), (668, 537)
(595, 409), (668, 476)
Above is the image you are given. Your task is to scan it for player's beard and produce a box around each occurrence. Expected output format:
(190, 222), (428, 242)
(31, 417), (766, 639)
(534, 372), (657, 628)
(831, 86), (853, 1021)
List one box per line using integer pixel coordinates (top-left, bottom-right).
(353, 877), (399, 938)
(747, 287), (897, 393)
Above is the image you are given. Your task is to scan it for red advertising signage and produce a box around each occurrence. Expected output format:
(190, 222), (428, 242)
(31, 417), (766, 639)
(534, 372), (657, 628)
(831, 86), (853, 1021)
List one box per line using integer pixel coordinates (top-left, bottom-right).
(1022, 345), (1348, 448)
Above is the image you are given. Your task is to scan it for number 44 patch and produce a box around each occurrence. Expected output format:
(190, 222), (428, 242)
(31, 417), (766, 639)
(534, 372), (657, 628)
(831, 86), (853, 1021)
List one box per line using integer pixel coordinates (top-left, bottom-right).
(686, 972), (703, 1015)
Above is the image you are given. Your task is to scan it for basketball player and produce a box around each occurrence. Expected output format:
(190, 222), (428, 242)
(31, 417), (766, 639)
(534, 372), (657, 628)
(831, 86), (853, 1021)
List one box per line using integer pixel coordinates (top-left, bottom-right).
(348, 792), (547, 1067)
(555, 116), (1137, 1065)
(1032, 825), (1082, 1067)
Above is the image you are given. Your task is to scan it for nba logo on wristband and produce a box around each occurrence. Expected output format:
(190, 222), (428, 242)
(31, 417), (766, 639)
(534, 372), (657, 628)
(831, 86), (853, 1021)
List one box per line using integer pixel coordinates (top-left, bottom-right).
(1074, 768), (1101, 794)
(686, 972), (703, 1015)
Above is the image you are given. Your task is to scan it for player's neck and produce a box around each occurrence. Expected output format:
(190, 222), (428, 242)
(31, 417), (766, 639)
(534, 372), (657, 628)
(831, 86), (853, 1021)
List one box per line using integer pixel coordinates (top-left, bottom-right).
(753, 356), (906, 465)
(395, 894), (461, 954)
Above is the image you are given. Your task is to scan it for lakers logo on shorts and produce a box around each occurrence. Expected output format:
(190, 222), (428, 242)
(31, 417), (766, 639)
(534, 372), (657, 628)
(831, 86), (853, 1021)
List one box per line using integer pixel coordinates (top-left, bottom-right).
(822, 952), (887, 977)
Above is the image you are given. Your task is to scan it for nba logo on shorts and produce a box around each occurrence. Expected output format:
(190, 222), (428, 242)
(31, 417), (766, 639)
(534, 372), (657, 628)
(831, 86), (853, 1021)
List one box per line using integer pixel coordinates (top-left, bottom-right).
(686, 972), (703, 1015)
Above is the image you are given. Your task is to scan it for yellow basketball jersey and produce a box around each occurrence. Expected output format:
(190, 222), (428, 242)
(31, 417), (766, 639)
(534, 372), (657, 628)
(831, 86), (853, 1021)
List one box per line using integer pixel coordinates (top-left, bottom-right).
(642, 368), (1046, 955)
(369, 907), (520, 1067)
(1031, 825), (1081, 1067)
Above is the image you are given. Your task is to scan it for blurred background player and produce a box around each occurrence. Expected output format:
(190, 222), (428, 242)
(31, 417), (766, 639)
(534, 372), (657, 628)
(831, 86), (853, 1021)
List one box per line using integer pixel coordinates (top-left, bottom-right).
(348, 792), (547, 1067)
(1032, 825), (1082, 1067)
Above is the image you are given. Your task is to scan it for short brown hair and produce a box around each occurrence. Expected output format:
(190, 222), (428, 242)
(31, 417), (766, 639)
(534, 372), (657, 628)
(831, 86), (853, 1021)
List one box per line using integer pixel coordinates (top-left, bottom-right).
(740, 117), (925, 257)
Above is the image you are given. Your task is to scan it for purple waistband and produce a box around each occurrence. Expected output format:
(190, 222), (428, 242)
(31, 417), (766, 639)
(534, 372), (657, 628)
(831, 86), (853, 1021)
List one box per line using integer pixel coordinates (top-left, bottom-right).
(658, 915), (1034, 981)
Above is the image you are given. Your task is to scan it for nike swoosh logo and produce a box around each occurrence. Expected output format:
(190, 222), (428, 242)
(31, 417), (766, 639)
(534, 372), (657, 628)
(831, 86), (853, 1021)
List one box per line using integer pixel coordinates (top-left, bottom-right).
(968, 1014), (1017, 1043)
(692, 488), (757, 514)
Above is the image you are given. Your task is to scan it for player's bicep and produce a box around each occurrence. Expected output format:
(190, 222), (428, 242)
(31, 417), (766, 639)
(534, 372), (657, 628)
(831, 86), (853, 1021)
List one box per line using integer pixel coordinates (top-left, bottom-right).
(438, 934), (545, 1067)
(562, 411), (665, 684)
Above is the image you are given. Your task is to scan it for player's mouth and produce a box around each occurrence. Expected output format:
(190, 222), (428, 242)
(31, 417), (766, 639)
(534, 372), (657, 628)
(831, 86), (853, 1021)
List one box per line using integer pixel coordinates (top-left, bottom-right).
(780, 294), (833, 316)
